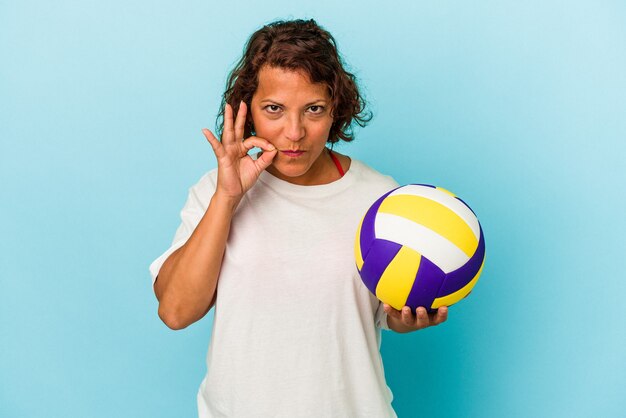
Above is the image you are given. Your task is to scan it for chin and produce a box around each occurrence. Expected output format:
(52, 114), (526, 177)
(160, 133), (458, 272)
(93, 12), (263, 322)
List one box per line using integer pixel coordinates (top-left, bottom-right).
(276, 166), (308, 178)
(270, 161), (310, 178)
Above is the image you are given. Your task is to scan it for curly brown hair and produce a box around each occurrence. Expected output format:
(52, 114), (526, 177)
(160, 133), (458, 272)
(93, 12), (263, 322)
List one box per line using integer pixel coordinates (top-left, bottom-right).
(216, 18), (372, 144)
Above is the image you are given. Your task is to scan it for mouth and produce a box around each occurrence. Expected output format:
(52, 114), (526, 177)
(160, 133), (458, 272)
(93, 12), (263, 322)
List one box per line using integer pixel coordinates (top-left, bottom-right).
(281, 150), (305, 158)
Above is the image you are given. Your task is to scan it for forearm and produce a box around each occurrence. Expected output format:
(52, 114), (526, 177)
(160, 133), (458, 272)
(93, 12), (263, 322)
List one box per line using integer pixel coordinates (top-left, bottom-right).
(155, 192), (239, 329)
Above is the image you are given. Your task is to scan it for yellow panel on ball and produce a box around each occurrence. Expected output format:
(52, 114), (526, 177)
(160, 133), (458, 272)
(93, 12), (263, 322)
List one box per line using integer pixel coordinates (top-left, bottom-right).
(375, 246), (421, 311)
(354, 218), (365, 271)
(378, 194), (478, 257)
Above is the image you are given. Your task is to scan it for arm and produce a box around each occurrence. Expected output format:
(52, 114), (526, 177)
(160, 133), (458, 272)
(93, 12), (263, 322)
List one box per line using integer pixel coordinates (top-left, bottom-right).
(154, 101), (276, 330)
(154, 191), (238, 330)
(384, 304), (448, 333)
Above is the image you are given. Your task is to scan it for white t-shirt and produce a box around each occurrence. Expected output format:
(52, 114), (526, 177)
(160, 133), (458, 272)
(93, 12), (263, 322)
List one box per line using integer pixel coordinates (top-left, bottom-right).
(149, 159), (399, 418)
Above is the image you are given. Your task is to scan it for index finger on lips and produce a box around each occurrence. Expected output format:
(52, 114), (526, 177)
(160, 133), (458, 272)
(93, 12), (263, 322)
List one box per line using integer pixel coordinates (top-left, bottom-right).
(242, 136), (276, 152)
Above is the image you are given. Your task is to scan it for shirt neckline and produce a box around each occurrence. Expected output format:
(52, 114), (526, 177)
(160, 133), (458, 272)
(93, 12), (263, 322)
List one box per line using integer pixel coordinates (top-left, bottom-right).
(258, 158), (360, 198)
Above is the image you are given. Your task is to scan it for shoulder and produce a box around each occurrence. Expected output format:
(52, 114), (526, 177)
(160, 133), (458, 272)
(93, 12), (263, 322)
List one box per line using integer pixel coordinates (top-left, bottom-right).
(332, 151), (398, 190)
(349, 158), (399, 191)
(183, 168), (219, 208)
(190, 168), (218, 190)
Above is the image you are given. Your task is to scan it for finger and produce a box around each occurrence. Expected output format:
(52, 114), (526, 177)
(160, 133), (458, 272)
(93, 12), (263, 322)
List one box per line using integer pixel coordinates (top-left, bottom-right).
(202, 128), (224, 158)
(242, 136), (278, 171)
(242, 137), (276, 152)
(223, 103), (234, 144)
(383, 303), (402, 320)
(415, 307), (430, 328)
(433, 306), (448, 325)
(234, 101), (247, 142)
(255, 148), (277, 171)
(401, 306), (414, 326)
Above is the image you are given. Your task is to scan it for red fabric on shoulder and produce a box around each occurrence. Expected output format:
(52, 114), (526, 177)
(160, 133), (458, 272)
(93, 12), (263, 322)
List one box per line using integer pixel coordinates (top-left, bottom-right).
(329, 149), (345, 177)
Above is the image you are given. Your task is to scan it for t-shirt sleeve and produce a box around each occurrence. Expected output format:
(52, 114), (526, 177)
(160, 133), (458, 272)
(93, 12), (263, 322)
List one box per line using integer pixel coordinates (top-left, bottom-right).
(148, 172), (216, 285)
(374, 300), (391, 331)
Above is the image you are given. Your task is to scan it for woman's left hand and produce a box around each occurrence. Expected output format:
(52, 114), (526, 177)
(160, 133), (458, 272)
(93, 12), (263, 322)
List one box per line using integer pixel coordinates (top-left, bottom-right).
(383, 304), (448, 333)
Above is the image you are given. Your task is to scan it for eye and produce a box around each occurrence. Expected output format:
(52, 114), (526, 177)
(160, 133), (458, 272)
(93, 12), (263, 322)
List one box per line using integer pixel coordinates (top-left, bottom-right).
(264, 105), (282, 113)
(307, 105), (325, 114)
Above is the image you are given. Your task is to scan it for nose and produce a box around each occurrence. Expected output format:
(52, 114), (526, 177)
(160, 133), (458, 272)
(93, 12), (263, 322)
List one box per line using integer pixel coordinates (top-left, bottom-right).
(284, 113), (305, 142)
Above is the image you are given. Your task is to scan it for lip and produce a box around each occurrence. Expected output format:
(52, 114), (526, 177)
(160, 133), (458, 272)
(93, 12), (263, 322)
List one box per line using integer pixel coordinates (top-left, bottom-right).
(281, 150), (305, 157)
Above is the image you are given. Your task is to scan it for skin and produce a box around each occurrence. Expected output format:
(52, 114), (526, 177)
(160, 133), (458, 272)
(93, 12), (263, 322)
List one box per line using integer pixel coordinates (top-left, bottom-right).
(157, 65), (448, 332)
(202, 65), (348, 195)
(384, 304), (448, 333)
(249, 65), (346, 186)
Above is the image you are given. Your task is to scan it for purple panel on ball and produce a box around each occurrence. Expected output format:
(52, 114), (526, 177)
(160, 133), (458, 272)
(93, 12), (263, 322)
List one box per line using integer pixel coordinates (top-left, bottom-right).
(359, 188), (398, 260)
(439, 223), (485, 295)
(358, 239), (403, 295)
(405, 256), (446, 313)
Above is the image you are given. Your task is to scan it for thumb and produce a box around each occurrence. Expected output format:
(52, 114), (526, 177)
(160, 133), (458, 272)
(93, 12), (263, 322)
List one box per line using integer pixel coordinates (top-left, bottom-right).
(255, 148), (278, 171)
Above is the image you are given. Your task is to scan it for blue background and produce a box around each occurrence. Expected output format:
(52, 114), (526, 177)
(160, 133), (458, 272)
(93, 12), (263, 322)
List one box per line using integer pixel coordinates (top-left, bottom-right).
(1, 1), (625, 417)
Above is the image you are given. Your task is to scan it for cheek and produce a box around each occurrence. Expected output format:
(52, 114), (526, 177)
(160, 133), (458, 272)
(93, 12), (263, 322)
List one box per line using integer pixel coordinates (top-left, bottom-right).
(254, 121), (282, 143)
(310, 119), (333, 140)
(251, 114), (278, 135)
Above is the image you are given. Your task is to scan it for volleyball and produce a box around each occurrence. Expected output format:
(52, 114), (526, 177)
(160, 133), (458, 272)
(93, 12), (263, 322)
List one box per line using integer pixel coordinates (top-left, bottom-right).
(355, 184), (485, 313)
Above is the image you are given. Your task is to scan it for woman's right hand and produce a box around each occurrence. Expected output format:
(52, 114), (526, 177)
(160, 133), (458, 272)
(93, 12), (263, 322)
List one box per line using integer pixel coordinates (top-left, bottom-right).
(202, 101), (277, 203)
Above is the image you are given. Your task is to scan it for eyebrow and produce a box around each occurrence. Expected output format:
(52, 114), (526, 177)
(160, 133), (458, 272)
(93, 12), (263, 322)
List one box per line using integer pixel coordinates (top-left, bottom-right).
(260, 99), (327, 107)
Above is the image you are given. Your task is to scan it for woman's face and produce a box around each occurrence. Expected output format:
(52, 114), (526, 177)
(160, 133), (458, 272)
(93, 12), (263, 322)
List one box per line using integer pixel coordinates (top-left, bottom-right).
(250, 65), (335, 186)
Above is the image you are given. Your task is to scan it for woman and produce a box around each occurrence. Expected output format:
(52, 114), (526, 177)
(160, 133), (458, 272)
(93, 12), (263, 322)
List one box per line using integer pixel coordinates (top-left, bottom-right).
(150, 18), (448, 417)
